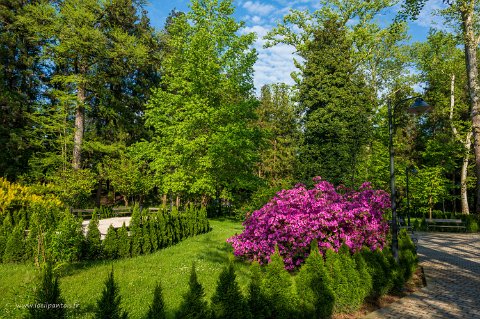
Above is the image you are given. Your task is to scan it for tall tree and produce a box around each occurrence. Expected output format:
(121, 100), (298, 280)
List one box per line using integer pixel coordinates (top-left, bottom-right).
(256, 84), (299, 188)
(0, 0), (45, 179)
(413, 30), (472, 214)
(400, 0), (480, 213)
(143, 0), (259, 205)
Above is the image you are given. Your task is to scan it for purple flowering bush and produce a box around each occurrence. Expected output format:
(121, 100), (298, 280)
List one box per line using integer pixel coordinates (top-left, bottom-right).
(227, 177), (390, 270)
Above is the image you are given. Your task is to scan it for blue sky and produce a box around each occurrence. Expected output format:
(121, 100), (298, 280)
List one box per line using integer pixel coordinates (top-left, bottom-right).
(146, 0), (447, 93)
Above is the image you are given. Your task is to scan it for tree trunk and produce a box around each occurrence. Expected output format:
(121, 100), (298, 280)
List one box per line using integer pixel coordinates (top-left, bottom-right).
(73, 80), (86, 170)
(450, 74), (472, 214)
(461, 6), (480, 213)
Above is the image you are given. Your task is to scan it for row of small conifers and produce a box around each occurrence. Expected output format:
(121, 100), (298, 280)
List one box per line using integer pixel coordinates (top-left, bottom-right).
(28, 230), (417, 319)
(0, 204), (210, 264)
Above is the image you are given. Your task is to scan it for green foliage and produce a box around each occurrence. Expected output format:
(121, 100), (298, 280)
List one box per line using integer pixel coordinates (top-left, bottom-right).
(49, 169), (97, 208)
(143, 220), (152, 255)
(465, 215), (479, 232)
(96, 269), (128, 319)
(3, 219), (26, 263)
(296, 242), (334, 319)
(130, 206), (143, 257)
(143, 0), (259, 203)
(117, 223), (131, 259)
(149, 217), (159, 252)
(146, 283), (166, 319)
(211, 263), (250, 319)
(103, 225), (119, 260)
(86, 213), (102, 260)
(247, 262), (268, 319)
(354, 252), (373, 301)
(360, 248), (394, 299)
(261, 247), (297, 319)
(398, 229), (418, 285)
(176, 263), (210, 319)
(28, 263), (66, 319)
(50, 213), (84, 263)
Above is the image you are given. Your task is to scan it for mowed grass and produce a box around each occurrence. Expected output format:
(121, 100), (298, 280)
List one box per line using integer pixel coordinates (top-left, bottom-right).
(0, 219), (250, 319)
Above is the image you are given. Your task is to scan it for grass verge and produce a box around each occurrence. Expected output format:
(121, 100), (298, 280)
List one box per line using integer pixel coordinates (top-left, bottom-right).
(0, 219), (247, 318)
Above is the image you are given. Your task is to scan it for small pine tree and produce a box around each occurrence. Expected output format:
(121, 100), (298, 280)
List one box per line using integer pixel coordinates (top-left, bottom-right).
(261, 247), (298, 319)
(143, 221), (152, 254)
(96, 269), (128, 319)
(296, 242), (334, 319)
(247, 262), (268, 319)
(211, 263), (250, 319)
(103, 225), (119, 259)
(117, 223), (130, 259)
(50, 213), (84, 263)
(176, 263), (210, 319)
(146, 283), (166, 319)
(3, 220), (26, 263)
(354, 252), (373, 301)
(324, 248), (349, 313)
(28, 263), (66, 319)
(360, 248), (393, 299)
(149, 217), (159, 252)
(337, 245), (362, 312)
(86, 213), (102, 260)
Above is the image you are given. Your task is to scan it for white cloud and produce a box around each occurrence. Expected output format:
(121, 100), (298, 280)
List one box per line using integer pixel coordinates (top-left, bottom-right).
(242, 1), (276, 16)
(412, 0), (448, 29)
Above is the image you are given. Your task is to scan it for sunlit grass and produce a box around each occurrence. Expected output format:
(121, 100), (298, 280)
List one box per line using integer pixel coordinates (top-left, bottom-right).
(0, 219), (248, 318)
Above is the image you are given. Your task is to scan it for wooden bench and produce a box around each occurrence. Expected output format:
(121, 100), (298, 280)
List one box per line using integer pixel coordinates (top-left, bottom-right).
(426, 219), (466, 232)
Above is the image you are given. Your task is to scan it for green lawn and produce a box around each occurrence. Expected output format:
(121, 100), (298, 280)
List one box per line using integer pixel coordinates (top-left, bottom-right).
(0, 219), (249, 319)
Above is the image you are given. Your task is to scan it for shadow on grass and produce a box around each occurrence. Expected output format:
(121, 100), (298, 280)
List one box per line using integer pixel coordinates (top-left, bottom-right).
(69, 302), (96, 318)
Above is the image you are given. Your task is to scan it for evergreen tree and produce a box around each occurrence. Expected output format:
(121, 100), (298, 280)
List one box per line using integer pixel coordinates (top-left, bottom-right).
(96, 269), (128, 319)
(149, 217), (159, 252)
(261, 247), (298, 319)
(103, 225), (119, 259)
(298, 18), (373, 186)
(296, 242), (334, 318)
(86, 213), (102, 260)
(146, 283), (166, 319)
(211, 263), (250, 319)
(354, 251), (373, 302)
(176, 263), (210, 319)
(50, 213), (84, 263)
(337, 245), (363, 312)
(324, 248), (350, 313)
(130, 205), (143, 256)
(256, 84), (299, 188)
(3, 219), (26, 263)
(117, 223), (131, 259)
(247, 262), (268, 319)
(28, 263), (66, 319)
(142, 220), (152, 254)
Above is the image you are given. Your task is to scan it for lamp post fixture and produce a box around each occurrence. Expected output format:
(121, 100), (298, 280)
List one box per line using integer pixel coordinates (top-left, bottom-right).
(389, 97), (430, 262)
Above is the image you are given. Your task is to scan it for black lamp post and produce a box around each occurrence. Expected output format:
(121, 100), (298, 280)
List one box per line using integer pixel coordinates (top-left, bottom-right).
(389, 97), (430, 262)
(406, 165), (418, 230)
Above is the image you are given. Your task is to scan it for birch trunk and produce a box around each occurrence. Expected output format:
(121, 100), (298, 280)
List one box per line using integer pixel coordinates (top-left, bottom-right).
(73, 77), (86, 171)
(450, 74), (472, 214)
(460, 4), (480, 213)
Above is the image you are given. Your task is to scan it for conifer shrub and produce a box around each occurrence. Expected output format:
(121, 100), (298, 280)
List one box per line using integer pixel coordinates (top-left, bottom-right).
(143, 220), (152, 254)
(50, 212), (84, 263)
(28, 263), (66, 319)
(103, 225), (119, 259)
(324, 248), (350, 313)
(211, 263), (250, 319)
(146, 283), (166, 319)
(149, 217), (159, 252)
(360, 248), (394, 299)
(261, 247), (298, 319)
(176, 263), (210, 319)
(130, 211), (143, 257)
(157, 213), (167, 249)
(86, 213), (102, 260)
(117, 223), (130, 259)
(247, 262), (268, 319)
(354, 251), (373, 301)
(96, 269), (128, 319)
(296, 242), (334, 319)
(337, 245), (363, 311)
(3, 218), (26, 263)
